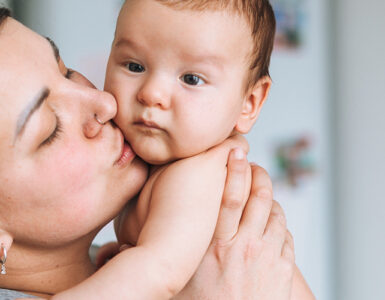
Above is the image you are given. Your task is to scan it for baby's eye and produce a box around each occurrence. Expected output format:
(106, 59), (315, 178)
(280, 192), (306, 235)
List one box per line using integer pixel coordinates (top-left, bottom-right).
(181, 74), (205, 86)
(126, 62), (145, 73)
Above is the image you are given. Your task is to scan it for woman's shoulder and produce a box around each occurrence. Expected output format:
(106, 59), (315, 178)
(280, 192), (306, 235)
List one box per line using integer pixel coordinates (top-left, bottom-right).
(0, 288), (37, 299)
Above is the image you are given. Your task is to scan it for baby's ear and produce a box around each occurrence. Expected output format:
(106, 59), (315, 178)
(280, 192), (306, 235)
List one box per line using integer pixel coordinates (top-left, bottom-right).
(235, 76), (271, 134)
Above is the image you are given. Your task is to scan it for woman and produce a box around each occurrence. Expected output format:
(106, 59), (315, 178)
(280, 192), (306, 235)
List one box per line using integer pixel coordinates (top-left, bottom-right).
(0, 9), (313, 299)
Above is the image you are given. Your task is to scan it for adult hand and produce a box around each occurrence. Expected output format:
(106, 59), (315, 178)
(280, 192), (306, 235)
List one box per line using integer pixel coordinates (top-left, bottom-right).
(174, 149), (295, 300)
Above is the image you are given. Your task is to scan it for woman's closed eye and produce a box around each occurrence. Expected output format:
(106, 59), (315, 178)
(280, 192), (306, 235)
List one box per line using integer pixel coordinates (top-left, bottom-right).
(125, 62), (145, 73)
(41, 116), (62, 147)
(181, 74), (205, 86)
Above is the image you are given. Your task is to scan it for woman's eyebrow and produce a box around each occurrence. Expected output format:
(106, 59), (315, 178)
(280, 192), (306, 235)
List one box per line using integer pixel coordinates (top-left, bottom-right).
(45, 37), (60, 63)
(14, 88), (50, 144)
(12, 38), (60, 144)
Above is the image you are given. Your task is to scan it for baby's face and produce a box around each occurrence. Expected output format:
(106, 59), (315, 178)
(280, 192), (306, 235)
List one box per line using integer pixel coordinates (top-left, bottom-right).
(105, 0), (253, 164)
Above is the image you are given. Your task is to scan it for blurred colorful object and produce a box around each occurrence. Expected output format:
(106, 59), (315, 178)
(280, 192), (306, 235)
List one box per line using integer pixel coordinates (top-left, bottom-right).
(274, 135), (315, 187)
(270, 0), (306, 50)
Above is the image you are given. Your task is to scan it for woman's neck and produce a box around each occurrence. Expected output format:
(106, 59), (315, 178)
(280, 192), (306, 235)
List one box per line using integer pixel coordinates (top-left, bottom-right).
(0, 237), (96, 296)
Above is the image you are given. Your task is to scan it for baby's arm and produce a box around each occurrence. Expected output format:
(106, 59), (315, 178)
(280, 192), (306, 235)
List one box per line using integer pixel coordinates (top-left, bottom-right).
(129, 134), (251, 298)
(54, 135), (249, 300)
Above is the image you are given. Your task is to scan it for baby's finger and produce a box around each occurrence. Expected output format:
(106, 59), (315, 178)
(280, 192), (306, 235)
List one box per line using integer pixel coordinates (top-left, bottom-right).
(263, 201), (287, 254)
(214, 148), (249, 242)
(239, 164), (273, 238)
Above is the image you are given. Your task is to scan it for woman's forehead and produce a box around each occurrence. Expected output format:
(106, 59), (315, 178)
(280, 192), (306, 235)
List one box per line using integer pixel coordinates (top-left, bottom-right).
(0, 19), (50, 144)
(0, 18), (53, 71)
(0, 20), (56, 103)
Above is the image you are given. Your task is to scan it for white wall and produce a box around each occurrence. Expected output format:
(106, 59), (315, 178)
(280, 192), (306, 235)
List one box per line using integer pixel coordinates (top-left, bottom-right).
(334, 0), (385, 299)
(14, 0), (123, 90)
(247, 0), (333, 298)
(0, 0), (11, 8)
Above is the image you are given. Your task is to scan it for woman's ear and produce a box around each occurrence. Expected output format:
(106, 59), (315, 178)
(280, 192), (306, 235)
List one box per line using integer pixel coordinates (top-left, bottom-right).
(235, 76), (271, 134)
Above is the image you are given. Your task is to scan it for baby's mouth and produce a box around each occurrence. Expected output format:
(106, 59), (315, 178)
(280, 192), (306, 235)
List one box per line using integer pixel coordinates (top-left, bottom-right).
(134, 119), (162, 130)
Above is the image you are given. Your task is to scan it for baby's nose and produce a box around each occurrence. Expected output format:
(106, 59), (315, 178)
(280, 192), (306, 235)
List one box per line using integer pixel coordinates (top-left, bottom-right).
(136, 76), (171, 109)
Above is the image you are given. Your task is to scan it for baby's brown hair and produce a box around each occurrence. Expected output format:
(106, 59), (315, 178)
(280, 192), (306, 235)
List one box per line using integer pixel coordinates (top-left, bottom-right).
(155, 0), (276, 90)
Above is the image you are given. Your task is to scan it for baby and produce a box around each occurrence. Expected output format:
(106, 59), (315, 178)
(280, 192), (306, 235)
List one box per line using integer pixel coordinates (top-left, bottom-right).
(104, 0), (275, 298)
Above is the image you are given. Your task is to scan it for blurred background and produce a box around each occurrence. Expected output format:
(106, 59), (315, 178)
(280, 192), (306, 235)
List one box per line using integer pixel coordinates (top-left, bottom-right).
(2, 0), (384, 299)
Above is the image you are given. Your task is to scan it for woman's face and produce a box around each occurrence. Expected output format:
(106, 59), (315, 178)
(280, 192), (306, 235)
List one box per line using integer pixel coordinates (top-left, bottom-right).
(0, 18), (148, 246)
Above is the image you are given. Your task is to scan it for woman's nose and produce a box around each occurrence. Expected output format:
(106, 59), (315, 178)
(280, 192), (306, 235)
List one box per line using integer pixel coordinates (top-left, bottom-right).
(136, 76), (171, 109)
(83, 89), (117, 139)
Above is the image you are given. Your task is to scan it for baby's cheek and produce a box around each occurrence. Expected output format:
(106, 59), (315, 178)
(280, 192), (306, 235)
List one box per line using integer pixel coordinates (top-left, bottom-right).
(114, 111), (132, 138)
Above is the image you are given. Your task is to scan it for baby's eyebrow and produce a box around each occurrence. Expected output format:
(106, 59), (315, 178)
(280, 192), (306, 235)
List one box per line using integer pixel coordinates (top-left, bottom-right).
(114, 37), (138, 50)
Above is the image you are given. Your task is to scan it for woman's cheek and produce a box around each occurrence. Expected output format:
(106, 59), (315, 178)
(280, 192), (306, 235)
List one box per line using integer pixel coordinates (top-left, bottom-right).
(37, 144), (97, 200)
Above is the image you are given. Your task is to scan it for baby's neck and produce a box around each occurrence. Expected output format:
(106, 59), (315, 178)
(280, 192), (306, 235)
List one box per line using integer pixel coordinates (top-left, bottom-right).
(0, 238), (96, 296)
(149, 164), (165, 176)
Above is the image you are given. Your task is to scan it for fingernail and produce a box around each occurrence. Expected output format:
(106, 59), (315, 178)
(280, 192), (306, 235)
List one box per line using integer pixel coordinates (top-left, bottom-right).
(233, 147), (245, 160)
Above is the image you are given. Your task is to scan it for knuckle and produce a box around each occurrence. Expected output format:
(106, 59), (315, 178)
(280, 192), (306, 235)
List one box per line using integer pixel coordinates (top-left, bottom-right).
(257, 194), (273, 212)
(281, 257), (295, 274)
(271, 211), (287, 227)
(212, 242), (229, 264)
(251, 166), (273, 186)
(286, 230), (294, 246)
(272, 200), (284, 213)
(271, 201), (286, 218)
(257, 187), (273, 199)
(277, 214), (287, 226)
(229, 156), (248, 173)
(223, 193), (243, 209)
(251, 164), (268, 177)
(286, 230), (293, 240)
(242, 239), (262, 262)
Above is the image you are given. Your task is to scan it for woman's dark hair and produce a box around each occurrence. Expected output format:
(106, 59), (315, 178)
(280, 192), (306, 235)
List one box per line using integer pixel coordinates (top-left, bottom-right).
(0, 7), (11, 27)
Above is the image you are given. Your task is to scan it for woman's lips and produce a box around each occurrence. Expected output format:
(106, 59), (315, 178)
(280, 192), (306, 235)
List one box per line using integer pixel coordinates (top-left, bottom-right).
(115, 132), (135, 167)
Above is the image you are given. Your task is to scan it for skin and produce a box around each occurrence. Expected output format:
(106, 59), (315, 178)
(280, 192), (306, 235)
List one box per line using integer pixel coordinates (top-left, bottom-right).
(0, 17), (147, 295)
(0, 15), (314, 300)
(105, 0), (271, 165)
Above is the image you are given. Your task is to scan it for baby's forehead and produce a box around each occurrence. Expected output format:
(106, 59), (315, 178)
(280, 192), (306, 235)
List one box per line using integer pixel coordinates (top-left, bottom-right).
(123, 0), (252, 27)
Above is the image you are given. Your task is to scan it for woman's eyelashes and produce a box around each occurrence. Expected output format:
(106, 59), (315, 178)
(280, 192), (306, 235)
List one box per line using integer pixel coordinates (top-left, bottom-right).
(41, 116), (62, 147)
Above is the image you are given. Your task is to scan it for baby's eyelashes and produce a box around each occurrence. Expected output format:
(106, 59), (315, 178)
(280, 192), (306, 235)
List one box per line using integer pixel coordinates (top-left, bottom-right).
(126, 62), (145, 73)
(180, 74), (205, 86)
(122, 61), (206, 86)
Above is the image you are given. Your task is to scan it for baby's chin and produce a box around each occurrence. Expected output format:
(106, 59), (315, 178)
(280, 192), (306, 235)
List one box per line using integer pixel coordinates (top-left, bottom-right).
(131, 142), (177, 166)
(141, 155), (174, 166)
(128, 133), (212, 165)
